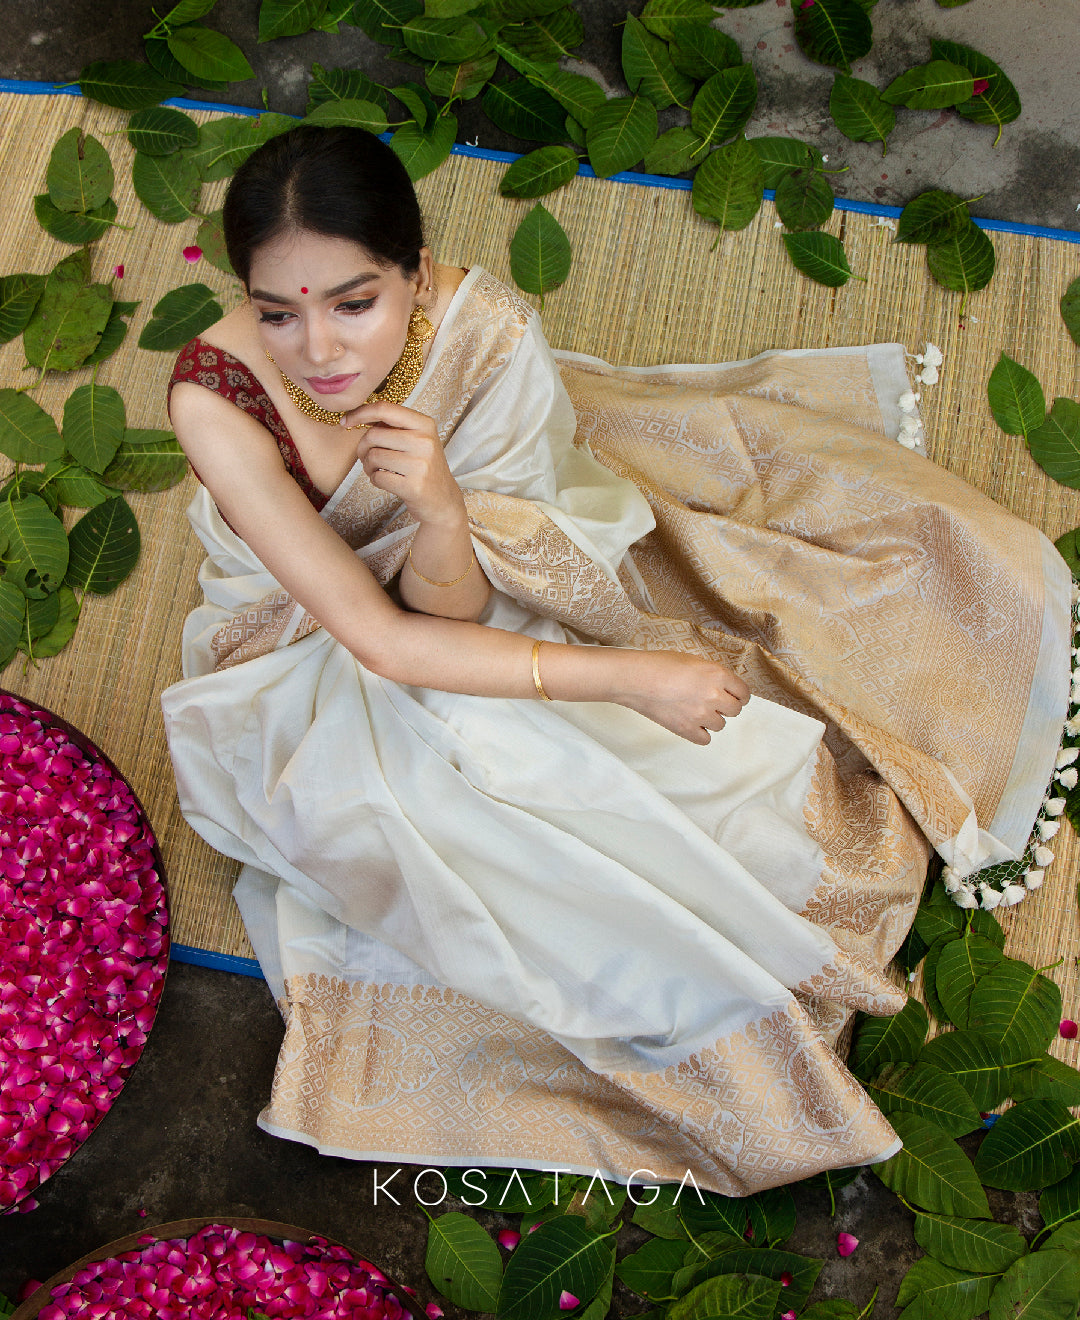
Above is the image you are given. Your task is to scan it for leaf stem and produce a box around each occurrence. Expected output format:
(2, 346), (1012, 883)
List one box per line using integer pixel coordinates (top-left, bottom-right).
(857, 1284), (879, 1320)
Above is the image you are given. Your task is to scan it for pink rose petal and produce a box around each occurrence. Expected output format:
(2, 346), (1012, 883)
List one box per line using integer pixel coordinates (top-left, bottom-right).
(837, 1232), (859, 1257)
(972, 78), (990, 95)
(497, 1230), (521, 1250)
(113, 264), (124, 279)
(1061, 1020), (1078, 1039)
(780, 1271), (793, 1286)
(425, 1306), (444, 1319)
(559, 1291), (580, 1311)
(782, 1312), (797, 1320)
(182, 245), (202, 263)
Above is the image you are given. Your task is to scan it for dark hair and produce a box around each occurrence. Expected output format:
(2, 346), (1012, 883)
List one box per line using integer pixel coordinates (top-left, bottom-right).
(222, 126), (425, 287)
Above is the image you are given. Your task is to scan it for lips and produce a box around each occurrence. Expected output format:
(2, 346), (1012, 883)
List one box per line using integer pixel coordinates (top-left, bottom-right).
(305, 373), (360, 396)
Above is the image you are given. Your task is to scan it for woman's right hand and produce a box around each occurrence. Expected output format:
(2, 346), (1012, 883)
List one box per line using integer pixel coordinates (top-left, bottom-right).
(613, 650), (751, 744)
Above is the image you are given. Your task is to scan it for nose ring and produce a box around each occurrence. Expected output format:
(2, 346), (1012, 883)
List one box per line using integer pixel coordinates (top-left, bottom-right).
(335, 343), (344, 353)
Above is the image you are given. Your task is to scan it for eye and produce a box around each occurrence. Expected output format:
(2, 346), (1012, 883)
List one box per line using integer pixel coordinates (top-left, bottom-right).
(338, 297), (376, 314)
(257, 310), (294, 326)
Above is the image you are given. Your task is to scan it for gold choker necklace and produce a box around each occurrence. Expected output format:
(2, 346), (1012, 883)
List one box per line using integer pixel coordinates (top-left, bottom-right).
(266, 305), (435, 427)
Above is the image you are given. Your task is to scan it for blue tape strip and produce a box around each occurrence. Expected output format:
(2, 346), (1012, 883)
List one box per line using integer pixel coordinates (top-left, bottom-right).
(170, 943), (264, 978)
(4, 76), (1079, 244)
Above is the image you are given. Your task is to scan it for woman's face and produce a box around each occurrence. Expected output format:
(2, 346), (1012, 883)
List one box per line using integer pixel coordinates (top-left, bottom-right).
(248, 230), (431, 409)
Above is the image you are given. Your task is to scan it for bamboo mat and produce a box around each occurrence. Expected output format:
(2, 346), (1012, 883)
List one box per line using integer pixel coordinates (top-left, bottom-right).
(2, 91), (1079, 1030)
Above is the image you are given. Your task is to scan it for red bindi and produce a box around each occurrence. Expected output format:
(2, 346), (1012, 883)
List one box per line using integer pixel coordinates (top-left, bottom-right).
(300, 287), (308, 295)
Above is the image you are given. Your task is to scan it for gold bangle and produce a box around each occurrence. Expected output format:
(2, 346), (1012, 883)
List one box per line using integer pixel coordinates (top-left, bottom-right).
(531, 639), (551, 701)
(406, 547), (475, 588)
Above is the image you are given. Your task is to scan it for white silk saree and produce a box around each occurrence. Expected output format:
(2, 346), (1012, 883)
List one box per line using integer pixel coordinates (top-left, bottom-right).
(161, 268), (1071, 1193)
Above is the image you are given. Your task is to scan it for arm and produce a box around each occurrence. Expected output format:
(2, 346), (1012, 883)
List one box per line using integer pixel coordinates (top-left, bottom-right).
(170, 382), (749, 743)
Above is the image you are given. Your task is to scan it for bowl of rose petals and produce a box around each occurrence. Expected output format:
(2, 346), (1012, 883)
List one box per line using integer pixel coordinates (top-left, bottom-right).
(11, 1219), (428, 1320)
(0, 691), (169, 1214)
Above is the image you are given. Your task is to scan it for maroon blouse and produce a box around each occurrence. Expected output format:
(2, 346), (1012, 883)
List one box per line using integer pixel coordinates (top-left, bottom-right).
(168, 337), (328, 513)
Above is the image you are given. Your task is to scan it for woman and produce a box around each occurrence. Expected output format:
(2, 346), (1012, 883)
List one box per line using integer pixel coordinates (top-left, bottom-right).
(162, 126), (1070, 1193)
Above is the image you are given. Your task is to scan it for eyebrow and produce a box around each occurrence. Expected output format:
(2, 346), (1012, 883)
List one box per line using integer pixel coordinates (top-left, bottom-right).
(249, 272), (381, 305)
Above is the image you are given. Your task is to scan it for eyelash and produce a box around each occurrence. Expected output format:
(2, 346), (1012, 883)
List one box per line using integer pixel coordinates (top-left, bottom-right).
(258, 297), (377, 326)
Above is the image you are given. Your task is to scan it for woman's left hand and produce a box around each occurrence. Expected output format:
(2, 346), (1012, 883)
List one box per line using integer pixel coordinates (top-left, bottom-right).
(346, 400), (465, 528)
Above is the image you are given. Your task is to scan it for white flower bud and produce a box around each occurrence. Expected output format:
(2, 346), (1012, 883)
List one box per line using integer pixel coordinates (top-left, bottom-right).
(943, 870), (963, 893)
(1024, 869), (1045, 889)
(1038, 818), (1061, 839)
(1057, 768), (1078, 790)
(980, 885), (1003, 910)
(1057, 747), (1079, 768)
(1045, 798), (1066, 816)
(918, 364), (939, 385)
(1001, 884), (1028, 906)
(952, 887), (979, 909)
(898, 391), (919, 414)
(923, 343), (944, 366)
(1034, 845), (1055, 866)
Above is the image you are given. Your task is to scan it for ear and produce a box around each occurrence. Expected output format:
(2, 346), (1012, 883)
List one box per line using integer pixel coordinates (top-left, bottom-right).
(413, 248), (435, 302)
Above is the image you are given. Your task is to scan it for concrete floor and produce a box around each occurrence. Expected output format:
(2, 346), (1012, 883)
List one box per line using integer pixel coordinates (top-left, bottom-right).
(0, 0), (1077, 1312)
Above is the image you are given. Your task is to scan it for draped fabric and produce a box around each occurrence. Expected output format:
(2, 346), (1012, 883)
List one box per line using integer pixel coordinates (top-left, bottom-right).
(162, 268), (1070, 1193)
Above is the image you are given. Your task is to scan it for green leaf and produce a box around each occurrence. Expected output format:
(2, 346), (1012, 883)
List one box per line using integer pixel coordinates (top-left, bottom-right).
(667, 1272), (780, 1320)
(0, 274), (45, 345)
(968, 957), (1060, 1065)
(1056, 526), (1080, 577)
(64, 496), (141, 595)
(895, 1256), (995, 1320)
(896, 189), (973, 245)
(975, 1099), (1080, 1192)
(193, 211), (234, 276)
(40, 460), (112, 508)
(509, 203), (571, 301)
(782, 230), (857, 286)
(913, 1211), (1027, 1275)
(936, 932), (1004, 1028)
(680, 1189), (752, 1240)
(402, 15), (491, 61)
(641, 0), (719, 41)
(21, 591), (60, 651)
(132, 148), (201, 222)
(931, 39), (1021, 144)
(0, 581), (26, 665)
(33, 194), (118, 246)
(79, 58), (183, 110)
(145, 32), (229, 91)
(126, 105), (200, 155)
(184, 117), (259, 182)
(500, 145), (579, 198)
(23, 254), (113, 373)
(643, 126), (705, 176)
(303, 97), (389, 133)
(306, 63), (390, 113)
(865, 1062), (981, 1137)
(391, 82), (436, 129)
(586, 95), (658, 178)
(989, 1249), (1080, 1320)
(872, 1112), (990, 1217)
(918, 1029), (1009, 1111)
(829, 74), (894, 151)
(926, 220), (995, 298)
(426, 49), (498, 100)
(849, 996), (928, 1081)
(349, 0), (423, 43)
(1061, 276), (1080, 348)
(670, 24), (742, 81)
(424, 1211), (502, 1313)
(630, 1181), (692, 1239)
(82, 299), (140, 367)
(0, 496), (69, 598)
(46, 128), (114, 214)
(501, 9), (585, 66)
(622, 13), (694, 110)
(390, 113), (457, 180)
(750, 135), (824, 189)
(616, 1237), (687, 1300)
(775, 167), (834, 230)
(913, 887), (965, 947)
(688, 1248), (821, 1310)
(139, 283), (223, 352)
(167, 25), (255, 82)
(28, 585), (80, 658)
(149, 0), (218, 28)
(1042, 1167), (1080, 1235)
(691, 65), (758, 147)
(920, 936), (950, 1025)
(485, 0), (573, 17)
(882, 60), (974, 110)
(424, 0), (483, 14)
(0, 392), (64, 467)
(527, 69), (606, 130)
(61, 384), (126, 475)
(800, 1304), (860, 1320)
(484, 78), (567, 143)
(793, 0), (872, 74)
(1011, 1055), (1080, 1108)
(101, 429), (188, 493)
(1028, 398), (1080, 490)
(1043, 1220), (1080, 1254)
(497, 1216), (614, 1320)
(259, 0), (325, 39)
(987, 353), (1046, 440)
(692, 136), (763, 231)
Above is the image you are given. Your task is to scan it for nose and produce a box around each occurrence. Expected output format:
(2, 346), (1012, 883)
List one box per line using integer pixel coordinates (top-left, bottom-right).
(301, 312), (338, 368)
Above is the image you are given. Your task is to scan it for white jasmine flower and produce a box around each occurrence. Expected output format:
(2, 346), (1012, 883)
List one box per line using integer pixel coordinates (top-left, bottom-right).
(917, 364), (939, 386)
(821, 154), (829, 163)
(943, 868), (962, 893)
(1037, 818), (1061, 840)
(1057, 767), (1078, 790)
(1024, 869), (1045, 889)
(979, 884), (1003, 910)
(898, 391), (919, 414)
(1044, 798), (1066, 816)
(952, 887), (979, 909)
(1034, 845), (1055, 867)
(1001, 884), (1028, 905)
(873, 216), (896, 232)
(1057, 747), (1079, 768)
(923, 343), (944, 367)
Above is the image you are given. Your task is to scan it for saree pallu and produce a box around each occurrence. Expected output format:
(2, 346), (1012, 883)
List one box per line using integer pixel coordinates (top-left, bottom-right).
(162, 268), (1071, 1193)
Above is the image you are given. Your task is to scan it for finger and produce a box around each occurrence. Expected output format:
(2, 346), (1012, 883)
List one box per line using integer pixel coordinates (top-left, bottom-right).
(347, 400), (436, 432)
(362, 446), (421, 474)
